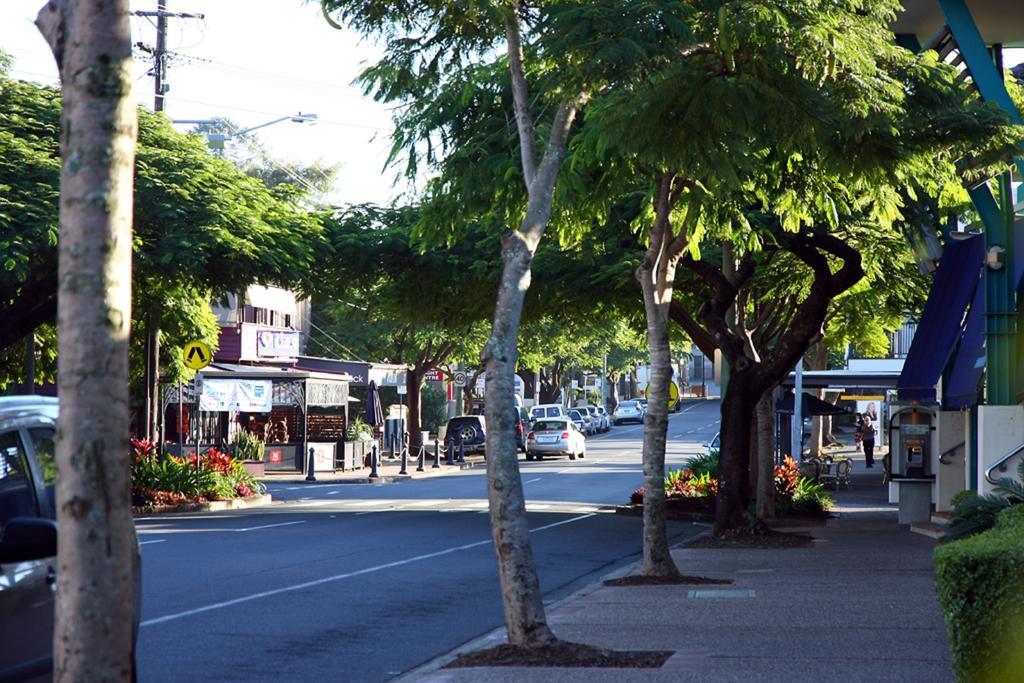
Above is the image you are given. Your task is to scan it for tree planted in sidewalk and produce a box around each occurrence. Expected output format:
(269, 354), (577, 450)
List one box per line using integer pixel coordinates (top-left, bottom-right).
(36, 0), (137, 678)
(321, 0), (589, 645)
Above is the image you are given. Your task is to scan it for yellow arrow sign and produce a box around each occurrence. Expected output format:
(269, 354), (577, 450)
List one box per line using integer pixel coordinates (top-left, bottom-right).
(645, 380), (679, 408)
(183, 340), (212, 370)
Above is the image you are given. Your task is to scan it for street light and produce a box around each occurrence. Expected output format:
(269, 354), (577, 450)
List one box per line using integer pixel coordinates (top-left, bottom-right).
(172, 112), (318, 150)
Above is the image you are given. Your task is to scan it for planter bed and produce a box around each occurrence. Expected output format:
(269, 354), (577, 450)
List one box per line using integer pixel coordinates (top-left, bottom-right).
(132, 492), (272, 516)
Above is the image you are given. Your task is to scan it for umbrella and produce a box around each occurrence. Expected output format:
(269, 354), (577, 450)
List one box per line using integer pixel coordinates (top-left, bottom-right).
(775, 390), (848, 416)
(364, 380), (384, 427)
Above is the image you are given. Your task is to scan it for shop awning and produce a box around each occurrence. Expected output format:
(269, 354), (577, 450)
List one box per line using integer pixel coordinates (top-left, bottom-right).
(942, 221), (1024, 409)
(776, 391), (849, 416)
(897, 235), (984, 403)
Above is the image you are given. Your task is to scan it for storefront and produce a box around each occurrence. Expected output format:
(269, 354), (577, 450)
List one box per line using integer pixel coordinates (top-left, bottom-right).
(163, 363), (356, 472)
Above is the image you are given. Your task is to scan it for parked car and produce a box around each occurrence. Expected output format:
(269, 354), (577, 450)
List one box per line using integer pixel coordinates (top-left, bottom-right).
(514, 409), (527, 453)
(525, 418), (586, 461)
(636, 397), (649, 412)
(595, 405), (613, 430)
(613, 399), (646, 425)
(445, 415), (487, 456)
(703, 432), (721, 455)
(0, 396), (141, 681)
(529, 404), (567, 423)
(567, 409), (596, 436)
(583, 405), (609, 432)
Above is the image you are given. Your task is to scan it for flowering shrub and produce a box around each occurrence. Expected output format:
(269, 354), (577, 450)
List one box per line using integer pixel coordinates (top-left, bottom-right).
(131, 443), (264, 508)
(630, 488), (645, 505)
(774, 456), (800, 498)
(665, 468), (718, 497)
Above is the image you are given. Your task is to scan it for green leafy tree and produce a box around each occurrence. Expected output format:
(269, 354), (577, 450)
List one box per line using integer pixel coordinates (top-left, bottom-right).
(0, 74), (323, 396)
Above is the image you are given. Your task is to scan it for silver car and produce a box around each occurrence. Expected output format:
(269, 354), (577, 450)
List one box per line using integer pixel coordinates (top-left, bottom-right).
(613, 400), (645, 425)
(0, 396), (141, 680)
(526, 418), (586, 461)
(584, 405), (609, 433)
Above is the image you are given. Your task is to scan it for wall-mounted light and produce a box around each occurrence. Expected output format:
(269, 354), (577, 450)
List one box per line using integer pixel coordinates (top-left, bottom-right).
(986, 245), (1006, 271)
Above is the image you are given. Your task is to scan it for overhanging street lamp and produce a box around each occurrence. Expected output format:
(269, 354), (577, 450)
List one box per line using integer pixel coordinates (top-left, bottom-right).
(172, 112), (318, 150)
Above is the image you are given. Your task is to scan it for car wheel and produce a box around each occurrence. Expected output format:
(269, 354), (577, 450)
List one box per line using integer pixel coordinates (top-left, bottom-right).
(526, 452), (534, 461)
(459, 426), (478, 442)
(579, 445), (586, 458)
(536, 453), (544, 461)
(569, 450), (576, 461)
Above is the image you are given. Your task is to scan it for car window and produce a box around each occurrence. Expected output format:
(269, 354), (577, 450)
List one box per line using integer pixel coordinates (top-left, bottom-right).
(620, 401), (635, 408)
(542, 407), (557, 417)
(568, 410), (581, 419)
(28, 427), (57, 513)
(0, 430), (41, 528)
(533, 420), (567, 431)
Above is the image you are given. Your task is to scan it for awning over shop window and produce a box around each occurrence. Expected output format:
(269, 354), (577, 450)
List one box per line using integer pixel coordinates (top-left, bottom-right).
(897, 235), (984, 403)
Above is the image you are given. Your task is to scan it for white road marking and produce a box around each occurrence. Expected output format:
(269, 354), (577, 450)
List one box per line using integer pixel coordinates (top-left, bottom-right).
(141, 513), (596, 628)
(140, 539), (166, 546)
(236, 521), (306, 533)
(293, 501), (333, 508)
(524, 478), (542, 484)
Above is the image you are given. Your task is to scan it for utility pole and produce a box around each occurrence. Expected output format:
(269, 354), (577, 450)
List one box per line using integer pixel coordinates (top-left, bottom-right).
(133, 1), (203, 444)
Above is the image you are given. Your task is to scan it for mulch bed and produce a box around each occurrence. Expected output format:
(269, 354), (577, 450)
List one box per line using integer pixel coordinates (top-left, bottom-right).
(616, 497), (715, 522)
(685, 529), (815, 549)
(446, 642), (673, 669)
(604, 574), (732, 586)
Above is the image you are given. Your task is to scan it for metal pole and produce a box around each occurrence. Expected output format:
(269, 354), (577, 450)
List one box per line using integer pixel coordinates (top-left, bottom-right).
(302, 379), (309, 474)
(399, 439), (408, 475)
(305, 447), (317, 482)
(177, 378), (183, 459)
(433, 440), (441, 468)
(369, 444), (379, 479)
(445, 438), (454, 466)
(458, 438), (465, 464)
(416, 442), (425, 472)
(792, 360), (804, 460)
(601, 354), (608, 409)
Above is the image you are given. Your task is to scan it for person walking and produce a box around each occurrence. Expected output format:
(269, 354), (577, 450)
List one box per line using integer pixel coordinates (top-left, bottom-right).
(862, 414), (876, 467)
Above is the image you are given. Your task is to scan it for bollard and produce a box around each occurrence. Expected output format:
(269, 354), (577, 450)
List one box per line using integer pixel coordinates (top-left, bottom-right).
(370, 444), (379, 479)
(399, 442), (408, 475)
(445, 438), (455, 466)
(416, 443), (425, 472)
(305, 447), (317, 482)
(433, 440), (441, 469)
(389, 433), (396, 459)
(458, 438), (465, 464)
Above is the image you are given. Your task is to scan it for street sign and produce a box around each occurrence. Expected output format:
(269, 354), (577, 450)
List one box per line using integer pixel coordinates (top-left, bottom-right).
(183, 340), (212, 370)
(645, 380), (679, 408)
(453, 371), (468, 387)
(424, 369), (445, 382)
(396, 383), (407, 395)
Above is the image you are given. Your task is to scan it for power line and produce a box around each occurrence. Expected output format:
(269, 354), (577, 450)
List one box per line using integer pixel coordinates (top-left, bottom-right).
(306, 318), (366, 363)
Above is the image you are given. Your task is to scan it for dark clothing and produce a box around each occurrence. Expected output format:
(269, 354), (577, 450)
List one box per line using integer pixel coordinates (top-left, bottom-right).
(862, 423), (876, 467)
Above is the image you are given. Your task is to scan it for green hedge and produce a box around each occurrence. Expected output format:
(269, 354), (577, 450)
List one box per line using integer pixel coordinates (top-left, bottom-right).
(935, 505), (1024, 681)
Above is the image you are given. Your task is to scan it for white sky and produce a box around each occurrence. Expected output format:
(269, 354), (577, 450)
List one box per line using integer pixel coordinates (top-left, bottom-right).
(2, 2), (1021, 209)
(0, 0), (403, 206)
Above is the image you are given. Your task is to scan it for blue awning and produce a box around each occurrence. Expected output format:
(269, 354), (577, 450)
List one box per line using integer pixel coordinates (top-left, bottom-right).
(942, 221), (1024, 409)
(943, 273), (985, 409)
(898, 235), (984, 403)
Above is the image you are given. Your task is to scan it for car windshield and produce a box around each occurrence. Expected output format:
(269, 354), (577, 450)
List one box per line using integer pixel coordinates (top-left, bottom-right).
(533, 420), (567, 432)
(568, 410), (583, 420)
(620, 401), (637, 408)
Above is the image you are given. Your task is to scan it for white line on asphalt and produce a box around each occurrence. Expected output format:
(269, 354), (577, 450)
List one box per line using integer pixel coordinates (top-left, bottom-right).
(140, 513), (596, 628)
(140, 540), (166, 546)
(293, 501), (333, 508)
(236, 521), (306, 533)
(524, 478), (541, 484)
(328, 490), (340, 495)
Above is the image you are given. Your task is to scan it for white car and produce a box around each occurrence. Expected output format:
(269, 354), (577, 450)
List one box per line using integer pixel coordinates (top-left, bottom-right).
(526, 418), (586, 461)
(567, 409), (596, 436)
(583, 405), (609, 432)
(613, 400), (646, 425)
(529, 404), (567, 426)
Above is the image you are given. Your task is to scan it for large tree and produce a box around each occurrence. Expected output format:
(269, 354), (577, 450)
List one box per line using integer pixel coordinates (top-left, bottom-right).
(0, 74), (323, 398)
(323, 1), (589, 646)
(36, 0), (138, 679)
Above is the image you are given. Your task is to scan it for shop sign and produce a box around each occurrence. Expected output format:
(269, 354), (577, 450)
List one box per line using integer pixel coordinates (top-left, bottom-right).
(256, 329), (300, 358)
(268, 449), (282, 464)
(306, 379), (349, 407)
(199, 379), (273, 412)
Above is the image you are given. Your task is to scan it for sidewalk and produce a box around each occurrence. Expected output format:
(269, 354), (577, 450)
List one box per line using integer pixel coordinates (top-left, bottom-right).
(259, 455), (484, 485)
(412, 447), (954, 682)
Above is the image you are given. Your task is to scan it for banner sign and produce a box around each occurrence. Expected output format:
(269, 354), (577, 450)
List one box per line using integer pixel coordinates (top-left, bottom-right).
(256, 329), (300, 358)
(306, 378), (349, 407)
(424, 369), (445, 382)
(474, 372), (524, 397)
(199, 379), (273, 413)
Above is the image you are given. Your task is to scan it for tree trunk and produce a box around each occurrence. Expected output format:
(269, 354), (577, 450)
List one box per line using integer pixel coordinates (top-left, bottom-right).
(407, 369), (423, 452)
(755, 390), (775, 519)
(715, 372), (756, 534)
(38, 1), (139, 680)
(608, 372), (620, 410)
(807, 344), (828, 456)
(636, 263), (681, 577)
(748, 408), (758, 495)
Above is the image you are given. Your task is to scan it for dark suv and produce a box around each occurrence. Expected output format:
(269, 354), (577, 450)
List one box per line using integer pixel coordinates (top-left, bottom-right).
(0, 396), (141, 680)
(445, 415), (487, 456)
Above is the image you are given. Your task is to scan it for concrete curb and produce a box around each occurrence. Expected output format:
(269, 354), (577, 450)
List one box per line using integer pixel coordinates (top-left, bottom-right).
(132, 492), (273, 517)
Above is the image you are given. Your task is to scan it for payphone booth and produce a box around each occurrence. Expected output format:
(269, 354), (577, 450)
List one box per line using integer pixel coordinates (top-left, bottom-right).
(888, 407), (935, 524)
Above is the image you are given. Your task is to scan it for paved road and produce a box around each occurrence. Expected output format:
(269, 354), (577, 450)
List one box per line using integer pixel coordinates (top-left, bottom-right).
(135, 400), (721, 683)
